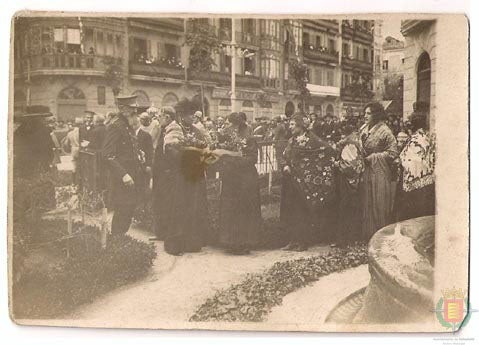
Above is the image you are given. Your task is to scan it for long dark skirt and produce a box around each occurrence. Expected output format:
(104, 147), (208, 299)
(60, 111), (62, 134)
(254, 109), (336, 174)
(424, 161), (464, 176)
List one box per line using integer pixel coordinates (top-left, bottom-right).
(152, 167), (175, 240)
(163, 150), (209, 255)
(336, 176), (362, 244)
(218, 158), (262, 251)
(280, 174), (315, 246)
(397, 183), (435, 221)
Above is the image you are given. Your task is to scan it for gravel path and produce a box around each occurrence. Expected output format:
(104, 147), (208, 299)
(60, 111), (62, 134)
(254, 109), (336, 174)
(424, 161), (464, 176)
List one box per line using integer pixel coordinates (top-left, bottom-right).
(17, 225), (335, 329)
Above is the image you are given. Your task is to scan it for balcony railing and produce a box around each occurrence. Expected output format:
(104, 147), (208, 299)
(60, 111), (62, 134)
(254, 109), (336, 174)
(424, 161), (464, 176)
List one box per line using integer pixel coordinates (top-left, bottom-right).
(189, 70), (261, 88)
(341, 22), (373, 42)
(261, 78), (281, 89)
(15, 54), (113, 76)
(218, 28), (232, 41)
(237, 74), (261, 88)
(303, 46), (339, 63)
(130, 61), (184, 80)
(342, 56), (373, 71)
(236, 31), (260, 46)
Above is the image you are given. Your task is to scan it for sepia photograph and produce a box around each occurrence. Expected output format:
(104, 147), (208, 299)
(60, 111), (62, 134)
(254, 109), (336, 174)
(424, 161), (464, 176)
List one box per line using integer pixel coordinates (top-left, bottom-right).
(7, 11), (469, 333)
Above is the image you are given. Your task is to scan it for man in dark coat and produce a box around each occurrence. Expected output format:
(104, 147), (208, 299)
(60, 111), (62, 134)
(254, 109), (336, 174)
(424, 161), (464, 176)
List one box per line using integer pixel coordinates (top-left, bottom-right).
(88, 114), (107, 151)
(102, 95), (143, 236)
(133, 112), (154, 198)
(14, 106), (55, 177)
(79, 110), (95, 145)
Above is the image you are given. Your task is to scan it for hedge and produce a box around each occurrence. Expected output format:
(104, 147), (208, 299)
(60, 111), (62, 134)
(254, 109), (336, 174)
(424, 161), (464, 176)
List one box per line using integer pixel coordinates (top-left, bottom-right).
(12, 219), (157, 319)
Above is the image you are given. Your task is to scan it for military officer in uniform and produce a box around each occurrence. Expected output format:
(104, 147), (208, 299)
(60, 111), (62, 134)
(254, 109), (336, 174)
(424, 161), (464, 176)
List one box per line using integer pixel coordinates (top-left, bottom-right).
(102, 95), (143, 236)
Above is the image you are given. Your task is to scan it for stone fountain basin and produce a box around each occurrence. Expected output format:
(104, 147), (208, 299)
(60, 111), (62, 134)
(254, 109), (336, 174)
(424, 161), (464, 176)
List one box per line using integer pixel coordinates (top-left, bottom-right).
(353, 216), (435, 323)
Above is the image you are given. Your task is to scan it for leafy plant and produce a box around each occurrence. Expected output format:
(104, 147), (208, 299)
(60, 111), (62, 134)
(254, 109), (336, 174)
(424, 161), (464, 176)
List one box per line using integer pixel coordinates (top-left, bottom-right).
(12, 219), (157, 319)
(349, 69), (374, 105)
(289, 60), (310, 112)
(103, 56), (123, 96)
(190, 243), (368, 322)
(185, 19), (221, 74)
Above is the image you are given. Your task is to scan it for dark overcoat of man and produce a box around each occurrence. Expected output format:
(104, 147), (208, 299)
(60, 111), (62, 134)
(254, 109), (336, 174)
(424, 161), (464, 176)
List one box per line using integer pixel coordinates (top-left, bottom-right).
(102, 95), (142, 236)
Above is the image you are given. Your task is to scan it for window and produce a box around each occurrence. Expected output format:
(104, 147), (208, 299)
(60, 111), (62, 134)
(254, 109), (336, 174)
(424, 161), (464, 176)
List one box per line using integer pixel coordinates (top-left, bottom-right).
(221, 54), (232, 73)
(106, 33), (114, 56)
(417, 52), (431, 112)
(326, 70), (334, 86)
(242, 19), (254, 35)
(165, 44), (180, 59)
(54, 28), (64, 53)
(97, 86), (106, 105)
(97, 31), (104, 55)
(316, 35), (322, 47)
(343, 42), (349, 57)
(382, 60), (388, 70)
(133, 38), (147, 62)
(312, 67), (322, 85)
(261, 57), (280, 80)
(402, 58), (405, 64)
(219, 18), (232, 40)
(302, 32), (310, 46)
(242, 100), (254, 108)
(244, 56), (255, 75)
(66, 28), (81, 54)
(328, 38), (335, 53)
(84, 28), (94, 54)
(363, 48), (369, 62)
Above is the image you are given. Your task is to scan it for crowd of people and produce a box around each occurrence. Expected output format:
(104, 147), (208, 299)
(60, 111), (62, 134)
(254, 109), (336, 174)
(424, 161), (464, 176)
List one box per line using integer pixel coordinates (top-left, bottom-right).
(13, 96), (436, 257)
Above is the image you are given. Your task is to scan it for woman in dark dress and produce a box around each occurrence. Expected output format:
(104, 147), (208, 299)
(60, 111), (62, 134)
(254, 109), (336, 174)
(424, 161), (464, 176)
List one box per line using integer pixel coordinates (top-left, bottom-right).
(280, 114), (337, 251)
(151, 106), (176, 241)
(215, 112), (262, 255)
(336, 117), (365, 245)
(162, 99), (211, 255)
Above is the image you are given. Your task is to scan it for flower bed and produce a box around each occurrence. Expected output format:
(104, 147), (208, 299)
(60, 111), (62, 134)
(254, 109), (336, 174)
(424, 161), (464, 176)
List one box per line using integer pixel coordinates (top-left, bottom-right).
(190, 244), (368, 322)
(12, 219), (157, 319)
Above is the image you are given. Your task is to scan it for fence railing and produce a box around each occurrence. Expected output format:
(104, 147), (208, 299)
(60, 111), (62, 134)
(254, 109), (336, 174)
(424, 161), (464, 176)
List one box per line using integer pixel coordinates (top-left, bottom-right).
(255, 140), (287, 175)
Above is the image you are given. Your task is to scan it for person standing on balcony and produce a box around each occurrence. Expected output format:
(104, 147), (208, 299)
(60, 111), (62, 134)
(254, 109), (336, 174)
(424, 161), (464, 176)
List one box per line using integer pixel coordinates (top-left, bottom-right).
(102, 95), (143, 236)
(214, 112), (262, 255)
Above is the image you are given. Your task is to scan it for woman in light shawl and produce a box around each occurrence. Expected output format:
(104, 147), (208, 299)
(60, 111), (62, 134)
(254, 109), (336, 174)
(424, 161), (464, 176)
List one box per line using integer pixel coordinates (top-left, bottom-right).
(359, 102), (398, 240)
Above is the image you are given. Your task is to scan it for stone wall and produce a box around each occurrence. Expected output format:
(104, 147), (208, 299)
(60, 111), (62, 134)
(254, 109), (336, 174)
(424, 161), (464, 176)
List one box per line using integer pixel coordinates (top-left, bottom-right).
(402, 21), (437, 127)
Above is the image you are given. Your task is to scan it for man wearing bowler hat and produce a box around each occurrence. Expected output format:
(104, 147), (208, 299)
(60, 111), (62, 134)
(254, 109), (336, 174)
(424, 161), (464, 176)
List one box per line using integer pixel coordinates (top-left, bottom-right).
(102, 94), (143, 236)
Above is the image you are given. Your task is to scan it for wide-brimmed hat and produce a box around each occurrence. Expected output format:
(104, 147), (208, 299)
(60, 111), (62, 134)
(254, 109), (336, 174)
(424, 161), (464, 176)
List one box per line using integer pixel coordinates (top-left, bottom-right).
(115, 94), (138, 108)
(15, 105), (53, 121)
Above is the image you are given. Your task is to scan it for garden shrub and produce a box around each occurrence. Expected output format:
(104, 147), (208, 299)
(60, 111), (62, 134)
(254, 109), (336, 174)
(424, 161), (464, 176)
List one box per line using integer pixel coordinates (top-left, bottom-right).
(12, 219), (157, 319)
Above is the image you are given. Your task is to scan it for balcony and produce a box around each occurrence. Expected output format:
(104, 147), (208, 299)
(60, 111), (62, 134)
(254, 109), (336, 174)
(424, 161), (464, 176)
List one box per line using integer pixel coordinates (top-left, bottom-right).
(237, 74), (261, 88)
(341, 22), (373, 43)
(303, 46), (339, 64)
(189, 70), (261, 88)
(236, 31), (260, 47)
(342, 56), (373, 71)
(340, 86), (373, 102)
(307, 83), (340, 97)
(15, 54), (111, 77)
(129, 61), (185, 80)
(261, 78), (281, 89)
